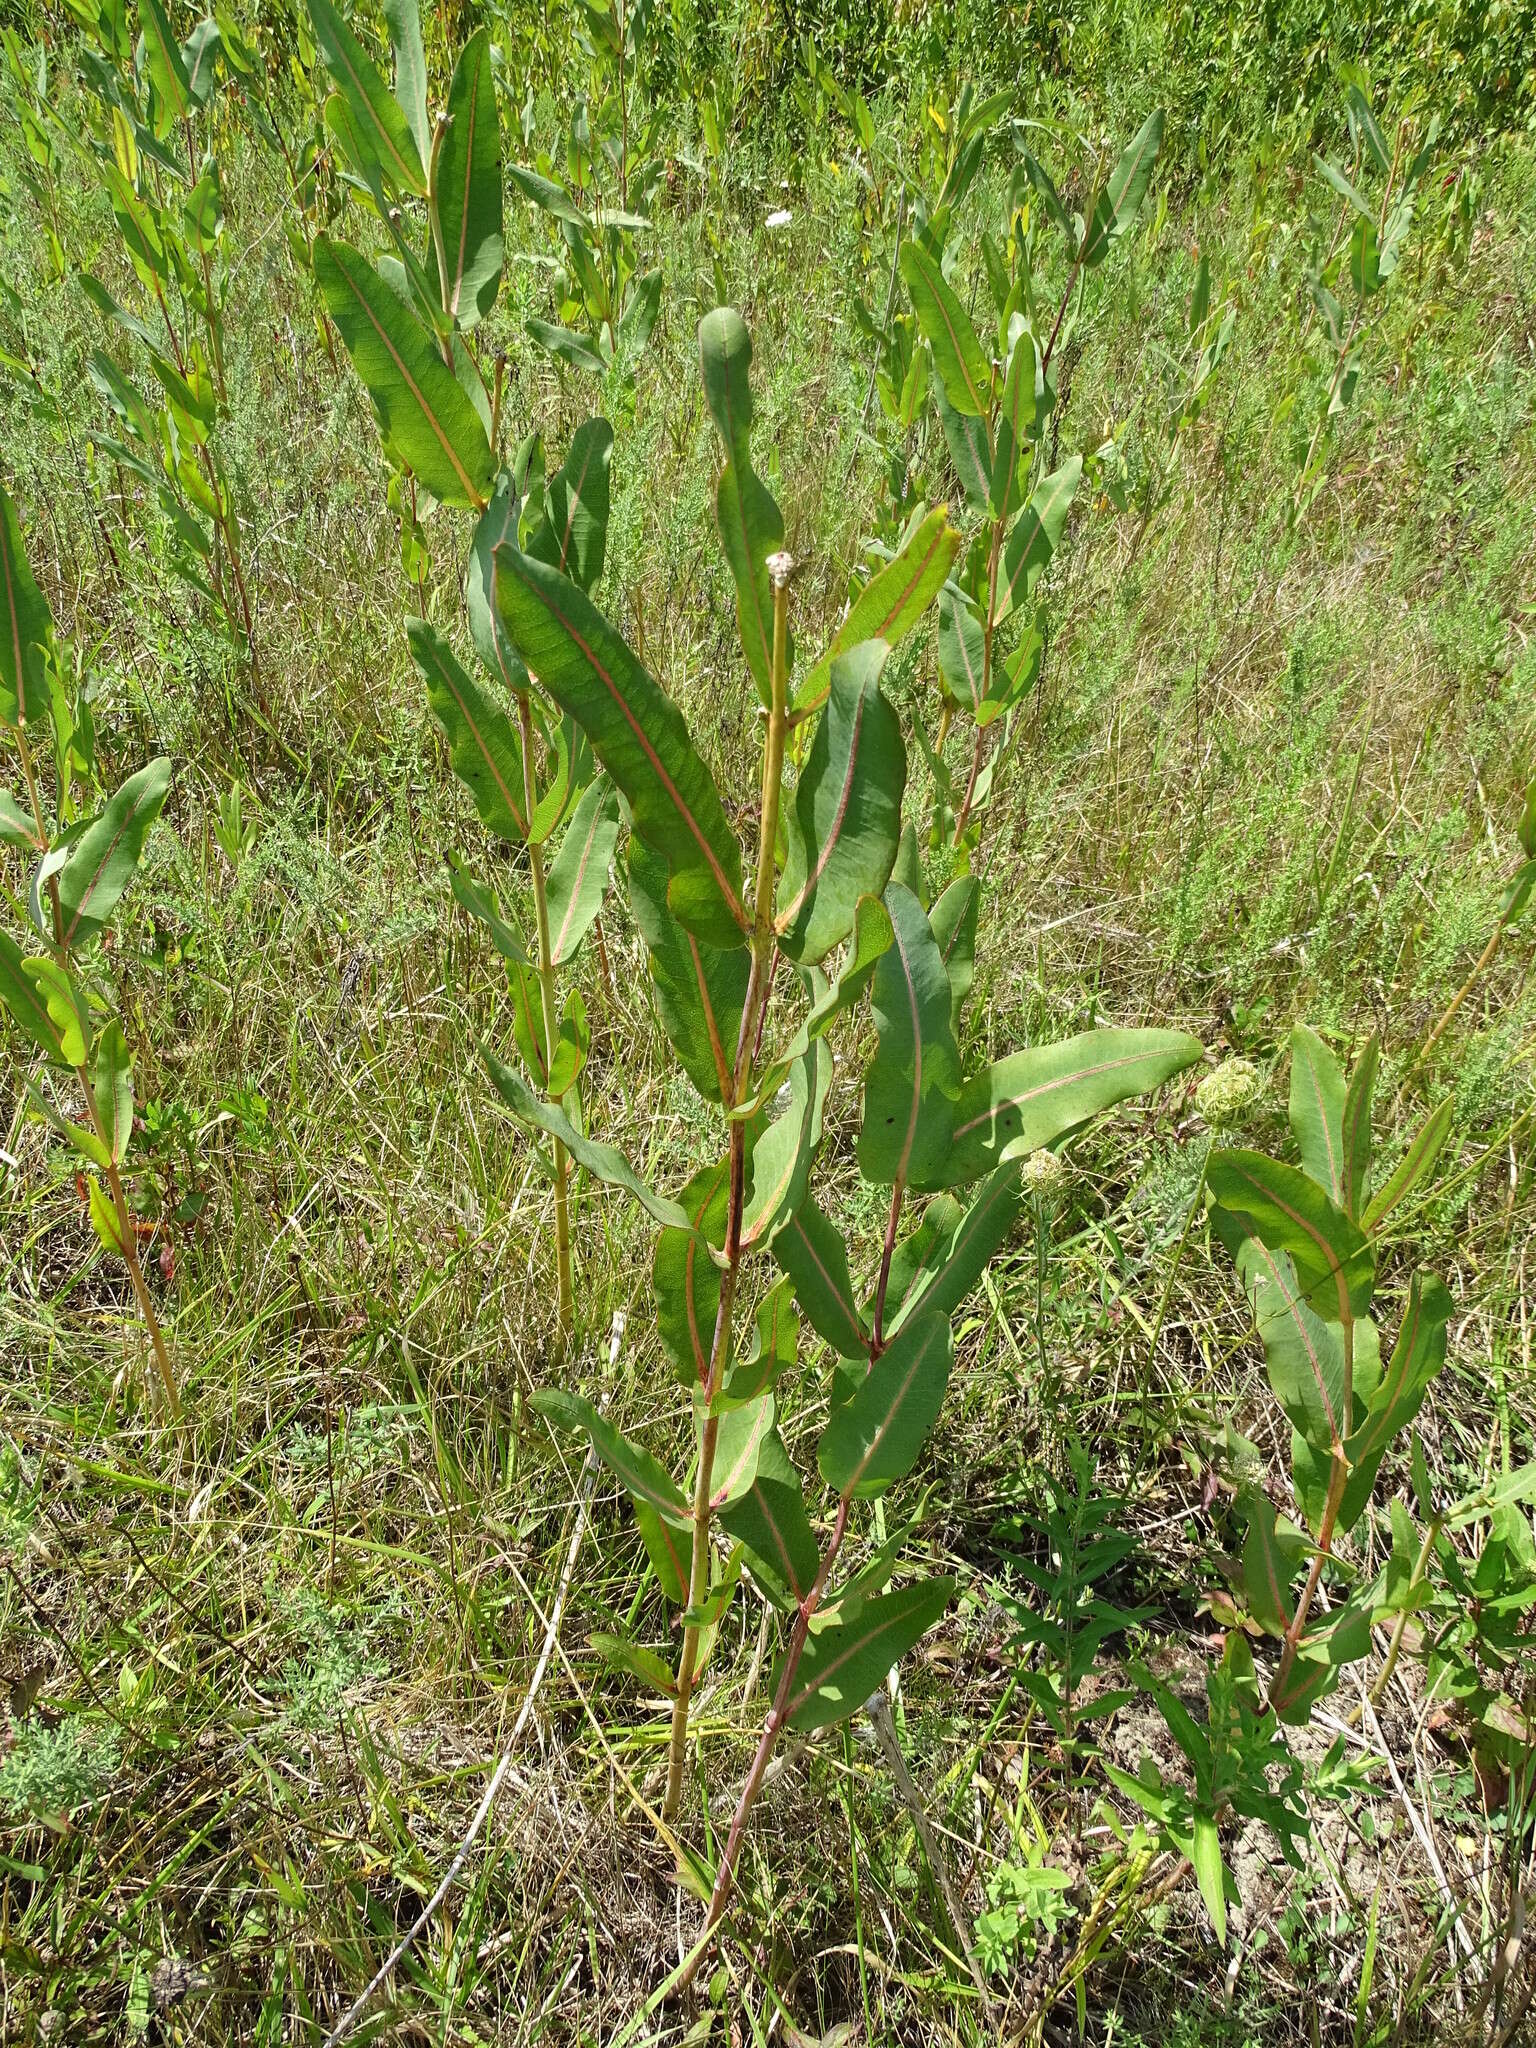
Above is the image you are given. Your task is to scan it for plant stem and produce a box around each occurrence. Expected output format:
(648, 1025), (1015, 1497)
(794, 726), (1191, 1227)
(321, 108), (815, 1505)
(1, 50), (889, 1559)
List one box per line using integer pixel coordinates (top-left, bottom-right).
(516, 690), (574, 1348)
(1269, 1310), (1353, 1711)
(663, 559), (793, 1818)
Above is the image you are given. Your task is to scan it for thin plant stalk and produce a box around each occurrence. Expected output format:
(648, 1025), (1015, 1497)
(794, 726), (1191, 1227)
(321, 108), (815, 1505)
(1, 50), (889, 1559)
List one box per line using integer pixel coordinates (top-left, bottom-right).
(662, 559), (793, 1818)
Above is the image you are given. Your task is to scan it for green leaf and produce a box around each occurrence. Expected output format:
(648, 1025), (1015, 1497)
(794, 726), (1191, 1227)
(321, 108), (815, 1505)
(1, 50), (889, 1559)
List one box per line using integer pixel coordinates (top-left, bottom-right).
(466, 474), (529, 696)
(1361, 1096), (1452, 1232)
(1207, 1149), (1374, 1319)
(484, 1049), (711, 1238)
(776, 643), (906, 964)
(529, 417), (613, 595)
(993, 455), (1081, 626)
(137, 0), (191, 136)
(58, 757), (171, 950)
(937, 589), (985, 716)
(744, 894), (893, 1117)
(718, 1426), (821, 1609)
(654, 1153), (730, 1386)
(1349, 216), (1380, 297)
(1288, 1023), (1346, 1205)
(314, 237), (493, 508)
(0, 480), (53, 728)
(900, 242), (990, 418)
(20, 957), (91, 1066)
(943, 1027), (1201, 1192)
(589, 1631), (675, 1694)
(408, 617), (527, 842)
(724, 1277), (799, 1405)
(508, 959), (546, 1084)
(794, 508), (960, 717)
(707, 1393), (776, 1508)
(307, 0), (425, 196)
(1338, 1274), (1452, 1529)
(508, 162), (586, 226)
(1190, 1813), (1227, 1946)
(544, 777), (620, 965)
(742, 1042), (831, 1249)
(1313, 153), (1372, 219)
(1340, 1033), (1378, 1223)
(531, 1387), (691, 1602)
(445, 854), (527, 963)
(1241, 1494), (1299, 1637)
(628, 838), (750, 1103)
(433, 27), (502, 327)
(527, 318), (608, 377)
(818, 1309), (952, 1499)
(1021, 150), (1073, 241)
(858, 883), (962, 1189)
(545, 988), (588, 1097)
(0, 790), (40, 850)
(1220, 1228), (1347, 1458)
(1080, 110), (1165, 267)
(93, 1019), (133, 1165)
(935, 384), (992, 505)
(930, 874), (978, 1029)
(992, 329), (1044, 523)
(25, 1079), (110, 1168)
(381, 0), (429, 168)
(772, 1196), (869, 1361)
(783, 1576), (954, 1730)
(887, 1163), (1022, 1334)
(699, 307), (784, 711)
(493, 545), (748, 946)
(88, 1175), (128, 1256)
(1348, 84), (1392, 174)
(0, 929), (69, 1061)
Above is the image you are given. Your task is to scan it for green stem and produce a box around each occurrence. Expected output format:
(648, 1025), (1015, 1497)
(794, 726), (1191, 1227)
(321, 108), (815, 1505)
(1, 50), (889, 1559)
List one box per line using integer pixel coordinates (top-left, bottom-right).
(663, 558), (793, 1818)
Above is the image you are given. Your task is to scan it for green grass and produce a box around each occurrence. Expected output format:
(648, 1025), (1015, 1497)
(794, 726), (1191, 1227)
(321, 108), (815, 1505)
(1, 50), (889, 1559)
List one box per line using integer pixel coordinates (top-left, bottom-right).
(2, 7), (1535, 2043)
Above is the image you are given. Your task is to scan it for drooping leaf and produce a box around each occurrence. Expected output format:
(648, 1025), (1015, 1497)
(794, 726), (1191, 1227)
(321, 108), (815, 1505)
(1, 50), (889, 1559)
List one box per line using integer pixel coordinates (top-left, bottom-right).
(1079, 109), (1164, 267)
(0, 930), (69, 1061)
(744, 894), (893, 1116)
(307, 0), (426, 195)
(466, 474), (528, 695)
(0, 480), (53, 729)
(628, 838), (750, 1103)
(1313, 153), (1372, 220)
(935, 383), (992, 504)
(818, 1309), (953, 1499)
(446, 854), (527, 962)
(1348, 84), (1392, 174)
(900, 243), (990, 417)
(937, 589), (985, 717)
(484, 1050), (710, 1238)
(707, 1393), (775, 1508)
(699, 309), (784, 710)
(1207, 1149), (1374, 1319)
(531, 1388), (691, 1602)
(545, 988), (588, 1097)
(858, 883), (962, 1189)
(408, 617), (526, 842)
(93, 1019), (133, 1165)
(942, 1027), (1200, 1191)
(772, 1195), (869, 1361)
(723, 1277), (799, 1405)
(137, 0), (191, 136)
(314, 236), (493, 507)
(494, 546), (748, 946)
(527, 319), (608, 377)
(88, 1175), (128, 1255)
(993, 455), (1081, 626)
(886, 1162), (1022, 1334)
(589, 1631), (676, 1693)
(654, 1153), (730, 1386)
(794, 508), (960, 716)
(992, 328), (1044, 523)
(776, 643), (905, 964)
(1360, 1096), (1453, 1233)
(718, 1426), (821, 1609)
(1337, 1273), (1452, 1529)
(57, 757), (171, 950)
(742, 1041), (831, 1249)
(929, 874), (979, 1029)
(19, 958), (90, 1065)
(1241, 1494), (1299, 1637)
(1288, 1023), (1346, 1205)
(1190, 1814), (1228, 1947)
(544, 777), (620, 965)
(782, 1576), (954, 1730)
(0, 791), (39, 851)
(1340, 1033), (1378, 1223)
(433, 26), (502, 327)
(1217, 1225), (1346, 1461)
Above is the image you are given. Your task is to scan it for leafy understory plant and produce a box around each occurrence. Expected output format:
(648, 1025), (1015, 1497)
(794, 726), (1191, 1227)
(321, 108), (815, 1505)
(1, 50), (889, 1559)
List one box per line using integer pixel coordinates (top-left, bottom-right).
(305, 0), (621, 1348)
(1115, 1022), (1461, 1941)
(485, 304), (1201, 1944)
(0, 485), (177, 1412)
(892, 108), (1165, 858)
